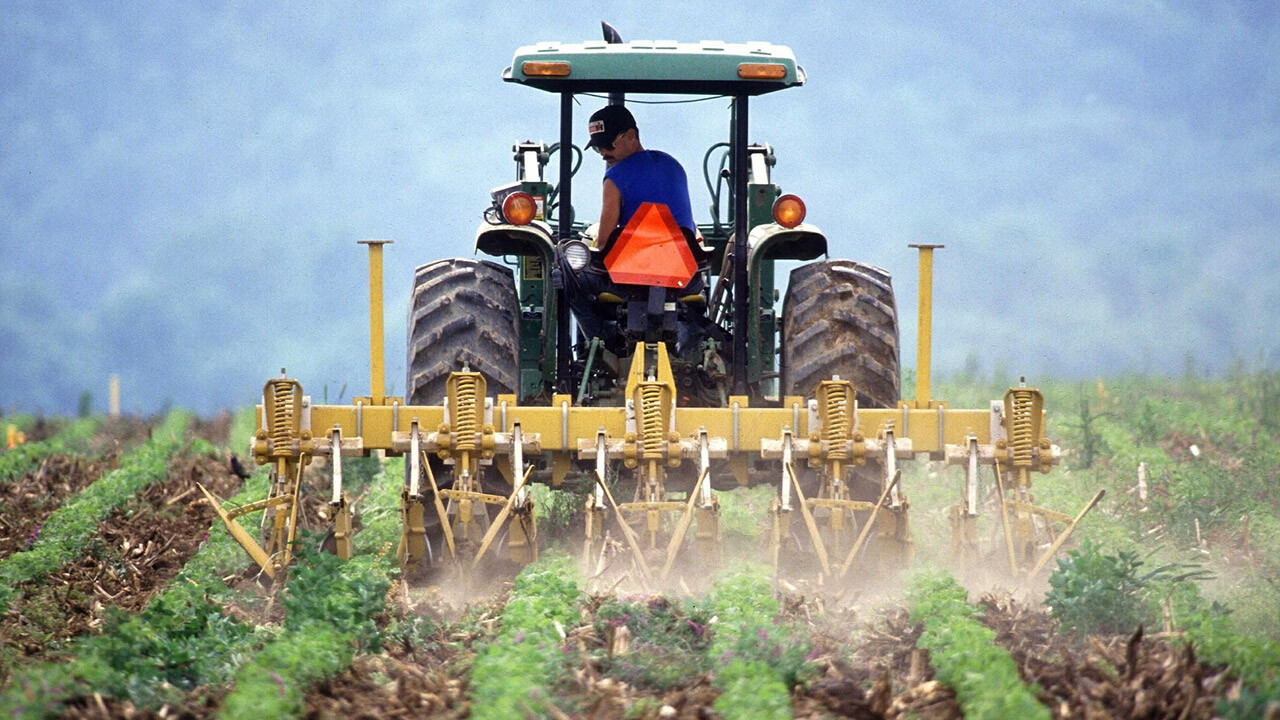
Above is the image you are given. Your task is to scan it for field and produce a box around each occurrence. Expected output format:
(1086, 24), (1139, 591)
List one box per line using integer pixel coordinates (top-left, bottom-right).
(1, 372), (1278, 719)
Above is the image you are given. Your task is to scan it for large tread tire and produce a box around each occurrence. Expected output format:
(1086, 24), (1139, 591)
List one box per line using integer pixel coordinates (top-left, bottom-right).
(782, 259), (901, 408)
(406, 258), (520, 405)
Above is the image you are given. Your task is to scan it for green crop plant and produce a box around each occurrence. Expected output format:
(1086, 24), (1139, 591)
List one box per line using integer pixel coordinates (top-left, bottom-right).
(469, 555), (582, 720)
(1045, 539), (1212, 638)
(701, 564), (811, 720)
(0, 417), (99, 484)
(592, 594), (713, 690)
(0, 458), (269, 716)
(0, 411), (192, 613)
(219, 460), (401, 720)
(908, 572), (1050, 720)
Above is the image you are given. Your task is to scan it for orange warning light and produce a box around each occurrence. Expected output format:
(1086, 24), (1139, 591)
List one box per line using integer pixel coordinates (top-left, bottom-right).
(603, 202), (697, 288)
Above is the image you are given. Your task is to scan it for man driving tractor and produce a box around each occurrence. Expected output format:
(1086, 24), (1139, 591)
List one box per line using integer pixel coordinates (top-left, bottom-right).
(559, 104), (708, 357)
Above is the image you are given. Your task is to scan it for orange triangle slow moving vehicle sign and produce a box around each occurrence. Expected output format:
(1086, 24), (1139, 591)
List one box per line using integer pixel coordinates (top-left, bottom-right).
(603, 202), (698, 289)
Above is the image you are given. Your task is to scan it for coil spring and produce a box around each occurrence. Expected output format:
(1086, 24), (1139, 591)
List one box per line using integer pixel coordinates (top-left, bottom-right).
(270, 381), (295, 452)
(1009, 389), (1035, 467)
(638, 384), (665, 459)
(824, 385), (851, 460)
(453, 375), (480, 452)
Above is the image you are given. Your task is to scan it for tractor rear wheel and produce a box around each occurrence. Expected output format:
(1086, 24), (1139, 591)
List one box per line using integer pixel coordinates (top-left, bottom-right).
(781, 259), (900, 408)
(405, 258), (521, 568)
(406, 258), (520, 405)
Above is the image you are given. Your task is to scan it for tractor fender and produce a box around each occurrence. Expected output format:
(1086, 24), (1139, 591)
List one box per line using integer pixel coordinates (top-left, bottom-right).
(474, 220), (556, 260)
(746, 222), (828, 267)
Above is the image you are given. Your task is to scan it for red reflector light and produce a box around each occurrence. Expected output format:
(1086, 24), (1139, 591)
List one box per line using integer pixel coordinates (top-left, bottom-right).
(772, 194), (806, 228)
(523, 61), (571, 77)
(502, 192), (538, 225)
(603, 203), (697, 288)
(738, 63), (787, 79)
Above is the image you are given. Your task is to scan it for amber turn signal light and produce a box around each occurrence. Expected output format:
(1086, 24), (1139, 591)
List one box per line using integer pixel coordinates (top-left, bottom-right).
(523, 61), (571, 77)
(772, 194), (806, 228)
(737, 63), (787, 79)
(502, 192), (538, 225)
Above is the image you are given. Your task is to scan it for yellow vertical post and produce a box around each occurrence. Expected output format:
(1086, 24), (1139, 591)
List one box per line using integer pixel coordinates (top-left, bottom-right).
(358, 240), (393, 405)
(109, 373), (120, 417)
(908, 244), (944, 409)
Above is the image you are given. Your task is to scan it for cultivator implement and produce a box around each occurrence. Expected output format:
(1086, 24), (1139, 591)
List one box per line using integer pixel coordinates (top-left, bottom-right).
(198, 241), (1104, 586)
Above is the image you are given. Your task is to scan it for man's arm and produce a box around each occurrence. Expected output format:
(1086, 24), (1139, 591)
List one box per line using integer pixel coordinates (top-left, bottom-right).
(597, 178), (621, 247)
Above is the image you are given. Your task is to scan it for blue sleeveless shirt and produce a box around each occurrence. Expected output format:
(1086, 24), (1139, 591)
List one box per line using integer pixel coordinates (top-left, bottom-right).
(604, 150), (695, 233)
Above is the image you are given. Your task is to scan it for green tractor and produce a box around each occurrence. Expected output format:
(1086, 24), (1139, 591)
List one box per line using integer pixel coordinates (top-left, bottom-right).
(214, 27), (1073, 589)
(402, 26), (904, 577)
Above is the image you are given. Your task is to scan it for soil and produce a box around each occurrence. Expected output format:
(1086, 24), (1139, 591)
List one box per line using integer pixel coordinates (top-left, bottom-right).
(0, 454), (118, 560)
(0, 453), (241, 659)
(978, 593), (1229, 719)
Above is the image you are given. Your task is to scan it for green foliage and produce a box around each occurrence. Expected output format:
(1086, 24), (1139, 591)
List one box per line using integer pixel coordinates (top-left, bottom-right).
(219, 541), (393, 720)
(0, 411), (191, 613)
(219, 461), (400, 720)
(469, 555), (582, 720)
(1045, 539), (1212, 637)
(0, 465), (271, 716)
(0, 416), (98, 484)
(908, 572), (1050, 720)
(701, 564), (808, 720)
(1178, 603), (1280, 716)
(593, 595), (712, 690)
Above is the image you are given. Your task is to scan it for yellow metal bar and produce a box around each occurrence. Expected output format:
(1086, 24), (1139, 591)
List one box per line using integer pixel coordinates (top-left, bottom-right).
(660, 468), (710, 581)
(786, 463), (831, 577)
(1026, 489), (1106, 578)
(285, 404), (996, 455)
(197, 483), (275, 579)
(837, 469), (899, 579)
(909, 244), (943, 409)
(359, 239), (392, 405)
(472, 465), (535, 569)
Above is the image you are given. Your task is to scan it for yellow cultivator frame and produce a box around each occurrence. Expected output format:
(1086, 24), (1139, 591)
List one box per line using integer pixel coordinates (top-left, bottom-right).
(204, 241), (1099, 585)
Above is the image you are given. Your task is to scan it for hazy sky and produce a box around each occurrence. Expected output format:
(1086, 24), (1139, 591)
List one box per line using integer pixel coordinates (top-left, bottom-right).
(2, 2), (1277, 414)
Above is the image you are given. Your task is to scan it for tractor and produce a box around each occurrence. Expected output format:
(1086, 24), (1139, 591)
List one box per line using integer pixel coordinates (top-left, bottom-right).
(204, 26), (1101, 589)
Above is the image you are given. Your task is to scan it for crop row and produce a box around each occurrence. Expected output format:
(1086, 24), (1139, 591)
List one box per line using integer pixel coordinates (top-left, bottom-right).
(219, 458), (401, 719)
(702, 566), (810, 720)
(469, 554), (583, 720)
(907, 572), (1050, 720)
(0, 411), (191, 615)
(0, 417), (98, 484)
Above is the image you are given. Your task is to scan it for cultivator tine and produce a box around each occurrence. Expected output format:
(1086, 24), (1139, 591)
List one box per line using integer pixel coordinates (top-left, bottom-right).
(472, 464), (535, 569)
(328, 427), (353, 559)
(659, 467), (710, 581)
(421, 449), (457, 564)
(593, 468), (652, 588)
(991, 456), (1019, 576)
(197, 483), (277, 579)
(786, 461), (831, 579)
(584, 431), (608, 567)
(838, 468), (899, 580)
(1026, 489), (1106, 579)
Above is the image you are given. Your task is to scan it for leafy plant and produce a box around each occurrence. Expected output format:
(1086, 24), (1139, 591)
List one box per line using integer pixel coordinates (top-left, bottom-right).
(0, 411), (191, 613)
(1045, 539), (1212, 637)
(700, 564), (811, 720)
(469, 555), (582, 720)
(908, 572), (1050, 720)
(593, 594), (712, 690)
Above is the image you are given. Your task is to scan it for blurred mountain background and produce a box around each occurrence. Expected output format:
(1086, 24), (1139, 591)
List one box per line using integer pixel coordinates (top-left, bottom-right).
(2, 2), (1277, 415)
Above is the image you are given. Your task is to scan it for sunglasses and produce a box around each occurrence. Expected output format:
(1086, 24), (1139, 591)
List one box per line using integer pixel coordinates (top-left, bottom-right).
(591, 130), (628, 154)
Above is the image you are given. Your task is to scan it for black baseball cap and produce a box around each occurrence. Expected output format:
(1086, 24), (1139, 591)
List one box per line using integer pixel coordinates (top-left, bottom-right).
(586, 105), (637, 149)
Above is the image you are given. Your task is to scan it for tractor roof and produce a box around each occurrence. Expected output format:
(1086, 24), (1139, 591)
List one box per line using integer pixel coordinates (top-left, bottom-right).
(504, 40), (804, 95)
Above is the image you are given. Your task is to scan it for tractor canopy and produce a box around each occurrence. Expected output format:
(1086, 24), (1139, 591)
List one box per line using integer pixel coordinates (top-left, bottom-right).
(504, 40), (804, 95)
